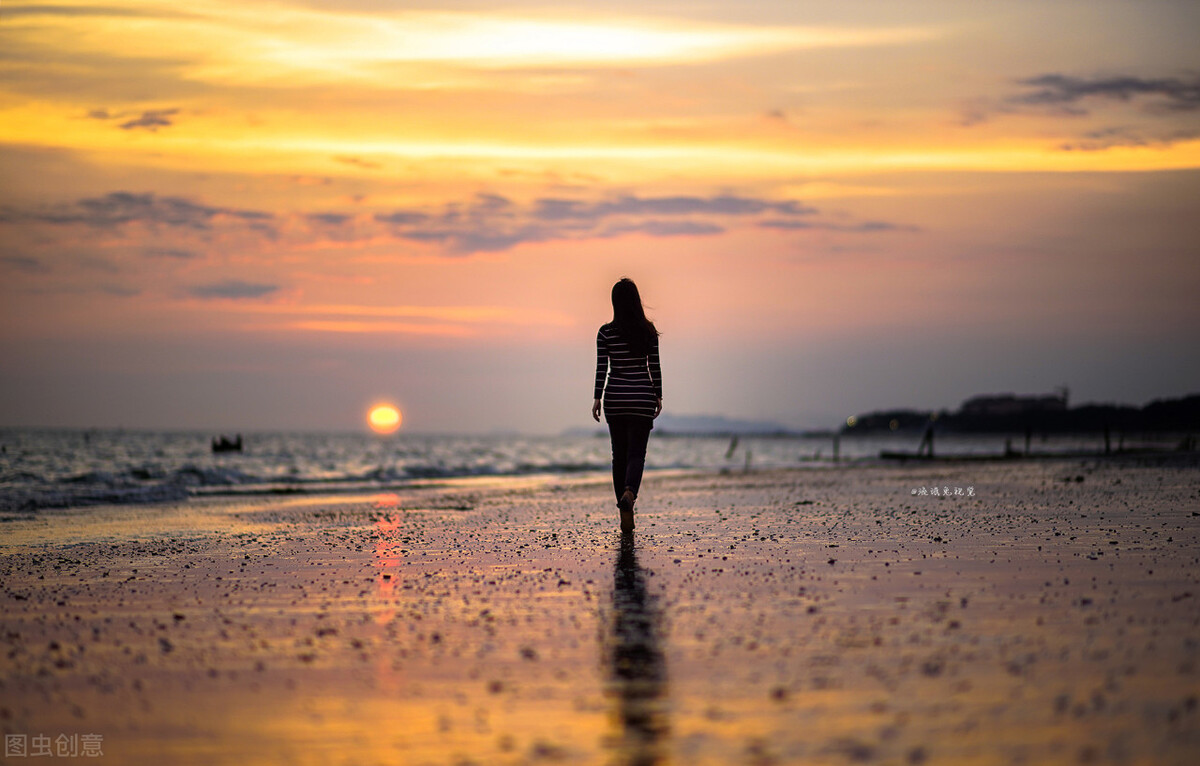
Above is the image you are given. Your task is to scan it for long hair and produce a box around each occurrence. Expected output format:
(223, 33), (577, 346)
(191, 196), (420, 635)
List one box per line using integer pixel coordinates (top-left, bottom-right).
(610, 277), (659, 357)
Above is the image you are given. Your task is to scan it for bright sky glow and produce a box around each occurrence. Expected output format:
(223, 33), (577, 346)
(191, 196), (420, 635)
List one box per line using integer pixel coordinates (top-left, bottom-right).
(1, 0), (1197, 432)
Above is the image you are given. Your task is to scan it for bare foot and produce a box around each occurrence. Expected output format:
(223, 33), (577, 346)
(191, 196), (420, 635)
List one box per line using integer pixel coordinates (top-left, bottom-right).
(618, 489), (635, 531)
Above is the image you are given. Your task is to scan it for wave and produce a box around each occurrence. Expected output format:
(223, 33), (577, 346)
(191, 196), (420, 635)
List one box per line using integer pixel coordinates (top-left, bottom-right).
(5, 427), (1091, 514)
(1, 458), (612, 513)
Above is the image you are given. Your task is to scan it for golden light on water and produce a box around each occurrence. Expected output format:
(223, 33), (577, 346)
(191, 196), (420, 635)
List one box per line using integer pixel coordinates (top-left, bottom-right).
(367, 404), (402, 434)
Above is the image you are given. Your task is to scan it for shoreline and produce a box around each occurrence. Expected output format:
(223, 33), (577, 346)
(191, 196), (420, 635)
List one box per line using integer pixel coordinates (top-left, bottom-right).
(3, 459), (1199, 764)
(7, 445), (1197, 519)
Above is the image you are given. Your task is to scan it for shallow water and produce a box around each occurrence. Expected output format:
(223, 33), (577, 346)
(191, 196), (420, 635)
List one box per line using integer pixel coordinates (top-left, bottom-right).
(1, 427), (1169, 511)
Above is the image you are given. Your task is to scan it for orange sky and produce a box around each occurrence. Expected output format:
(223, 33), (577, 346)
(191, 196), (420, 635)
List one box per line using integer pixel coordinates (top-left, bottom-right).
(2, 0), (1198, 432)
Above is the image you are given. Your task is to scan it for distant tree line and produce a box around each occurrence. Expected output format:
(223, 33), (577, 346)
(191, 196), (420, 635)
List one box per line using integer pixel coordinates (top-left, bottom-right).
(842, 393), (1200, 434)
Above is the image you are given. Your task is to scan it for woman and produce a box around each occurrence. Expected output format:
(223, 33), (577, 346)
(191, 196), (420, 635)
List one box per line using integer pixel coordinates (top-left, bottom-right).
(592, 278), (662, 532)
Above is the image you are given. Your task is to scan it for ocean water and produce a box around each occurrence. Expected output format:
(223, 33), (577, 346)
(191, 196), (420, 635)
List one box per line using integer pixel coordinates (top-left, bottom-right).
(0, 427), (1143, 512)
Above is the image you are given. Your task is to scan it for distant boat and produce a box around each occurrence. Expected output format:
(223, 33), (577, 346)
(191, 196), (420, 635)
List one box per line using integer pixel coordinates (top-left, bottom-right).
(211, 434), (243, 453)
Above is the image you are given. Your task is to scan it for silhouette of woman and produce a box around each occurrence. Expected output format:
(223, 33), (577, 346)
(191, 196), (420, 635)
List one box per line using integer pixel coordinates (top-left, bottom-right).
(592, 278), (662, 531)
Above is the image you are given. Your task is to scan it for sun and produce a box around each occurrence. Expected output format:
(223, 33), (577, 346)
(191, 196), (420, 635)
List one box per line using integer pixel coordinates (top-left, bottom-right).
(367, 403), (402, 434)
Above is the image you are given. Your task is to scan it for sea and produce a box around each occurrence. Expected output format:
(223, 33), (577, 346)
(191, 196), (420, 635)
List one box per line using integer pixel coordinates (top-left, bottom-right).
(0, 427), (1161, 513)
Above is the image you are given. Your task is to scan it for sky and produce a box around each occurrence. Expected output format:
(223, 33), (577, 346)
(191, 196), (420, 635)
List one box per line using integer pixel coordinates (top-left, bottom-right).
(1, 0), (1198, 434)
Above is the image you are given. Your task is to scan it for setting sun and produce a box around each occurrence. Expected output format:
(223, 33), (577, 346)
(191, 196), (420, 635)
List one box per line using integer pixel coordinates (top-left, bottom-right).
(367, 404), (402, 434)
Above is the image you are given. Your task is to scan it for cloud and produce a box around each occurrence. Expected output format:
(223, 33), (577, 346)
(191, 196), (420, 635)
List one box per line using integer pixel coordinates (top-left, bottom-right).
(1057, 126), (1200, 152)
(600, 220), (725, 238)
(100, 284), (141, 297)
(1011, 74), (1200, 112)
(449, 225), (556, 253)
(960, 71), (1200, 137)
(531, 194), (815, 222)
(333, 155), (382, 170)
(758, 219), (918, 233)
(375, 192), (760, 254)
(374, 211), (430, 225)
(3, 189), (912, 262)
(396, 223), (557, 254)
(86, 107), (181, 131)
(144, 247), (200, 259)
(120, 108), (179, 131)
(2, 191), (274, 232)
(369, 191), (904, 254)
(472, 193), (513, 212)
(187, 280), (279, 300)
(306, 212), (352, 226)
(955, 101), (992, 127)
(1, 5), (187, 19)
(0, 254), (51, 273)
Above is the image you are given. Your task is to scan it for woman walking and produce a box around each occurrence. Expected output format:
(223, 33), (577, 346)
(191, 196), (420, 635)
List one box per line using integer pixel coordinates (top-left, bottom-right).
(592, 278), (662, 532)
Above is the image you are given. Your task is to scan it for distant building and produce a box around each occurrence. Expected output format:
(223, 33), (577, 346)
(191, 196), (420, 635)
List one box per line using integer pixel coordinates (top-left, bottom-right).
(959, 391), (1067, 417)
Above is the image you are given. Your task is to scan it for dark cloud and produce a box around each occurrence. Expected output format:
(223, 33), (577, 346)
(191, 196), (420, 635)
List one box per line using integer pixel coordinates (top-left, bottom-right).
(306, 212), (352, 226)
(1012, 74), (1200, 112)
(100, 284), (141, 297)
(333, 155), (382, 170)
(759, 219), (918, 233)
(600, 220), (725, 238)
(962, 71), (1200, 127)
(143, 247), (199, 259)
(374, 194), (532, 253)
(532, 194), (814, 222)
(395, 229), (451, 244)
(3, 189), (910, 259)
(79, 255), (120, 274)
(120, 108), (179, 131)
(86, 107), (182, 131)
(472, 193), (513, 211)
(374, 211), (429, 225)
(1, 255), (51, 273)
(845, 220), (918, 233)
(956, 103), (991, 127)
(1, 5), (191, 18)
(2, 191), (274, 232)
(1057, 126), (1200, 152)
(188, 280), (279, 300)
(431, 225), (554, 254)
(370, 192), (901, 255)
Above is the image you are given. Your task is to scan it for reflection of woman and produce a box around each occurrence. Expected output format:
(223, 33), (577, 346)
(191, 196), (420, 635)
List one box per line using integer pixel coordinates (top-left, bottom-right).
(608, 533), (668, 761)
(592, 278), (662, 531)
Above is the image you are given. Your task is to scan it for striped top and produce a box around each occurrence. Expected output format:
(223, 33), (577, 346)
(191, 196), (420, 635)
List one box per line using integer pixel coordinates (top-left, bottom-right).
(594, 323), (662, 420)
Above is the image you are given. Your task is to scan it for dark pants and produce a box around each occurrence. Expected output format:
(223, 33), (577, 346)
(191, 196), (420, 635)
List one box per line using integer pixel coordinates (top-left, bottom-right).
(607, 416), (653, 502)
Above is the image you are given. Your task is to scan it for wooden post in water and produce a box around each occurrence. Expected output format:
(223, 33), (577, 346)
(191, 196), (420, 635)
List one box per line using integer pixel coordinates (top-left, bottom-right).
(917, 424), (934, 458)
(832, 433), (840, 463)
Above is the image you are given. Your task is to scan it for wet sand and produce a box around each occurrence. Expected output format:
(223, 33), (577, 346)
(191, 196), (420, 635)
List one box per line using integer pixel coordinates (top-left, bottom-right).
(2, 458), (1199, 765)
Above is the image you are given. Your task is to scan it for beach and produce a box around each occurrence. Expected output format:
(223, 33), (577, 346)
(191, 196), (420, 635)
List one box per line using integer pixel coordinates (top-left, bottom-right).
(2, 457), (1199, 765)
